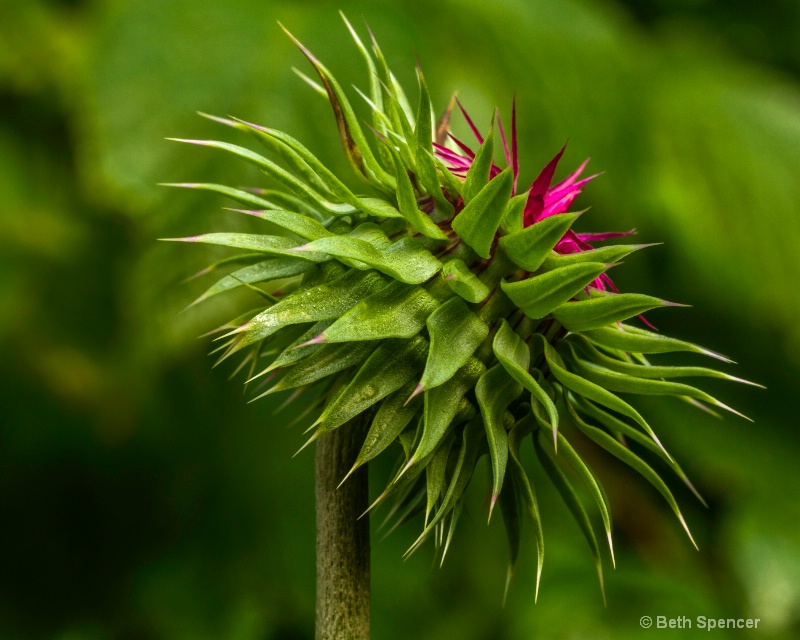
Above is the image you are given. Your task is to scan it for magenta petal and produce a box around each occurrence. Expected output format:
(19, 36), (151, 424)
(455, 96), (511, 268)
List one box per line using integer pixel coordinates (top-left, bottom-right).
(456, 97), (484, 145)
(551, 158), (590, 192)
(523, 193), (545, 226)
(547, 174), (599, 203)
(599, 273), (618, 292)
(511, 97), (519, 194)
(530, 144), (567, 199)
(497, 114), (512, 170)
(448, 133), (476, 159)
(554, 237), (582, 254)
(637, 314), (659, 331)
(541, 191), (579, 219)
(560, 229), (593, 251)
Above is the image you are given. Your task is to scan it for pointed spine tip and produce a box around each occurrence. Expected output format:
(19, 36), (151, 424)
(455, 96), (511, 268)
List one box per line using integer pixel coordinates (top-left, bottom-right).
(165, 137), (210, 146)
(607, 532), (616, 569)
(158, 236), (198, 243)
(224, 207), (262, 217)
(404, 382), (424, 405)
(679, 514), (699, 550)
(295, 334), (327, 349)
(197, 112), (237, 126)
(702, 348), (735, 364)
(337, 462), (360, 489)
(395, 458), (415, 483)
(632, 242), (663, 250)
(503, 566), (514, 608)
(712, 401), (753, 422)
(651, 433), (675, 465)
(231, 116), (269, 133)
(293, 431), (320, 457)
(728, 375), (765, 389)
(488, 493), (499, 524)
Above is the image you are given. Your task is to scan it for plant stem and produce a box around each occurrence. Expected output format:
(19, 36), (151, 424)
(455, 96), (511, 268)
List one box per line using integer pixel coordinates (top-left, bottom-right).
(315, 419), (370, 640)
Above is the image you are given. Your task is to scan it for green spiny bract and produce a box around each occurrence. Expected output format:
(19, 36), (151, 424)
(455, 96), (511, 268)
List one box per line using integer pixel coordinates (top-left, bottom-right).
(164, 16), (758, 601)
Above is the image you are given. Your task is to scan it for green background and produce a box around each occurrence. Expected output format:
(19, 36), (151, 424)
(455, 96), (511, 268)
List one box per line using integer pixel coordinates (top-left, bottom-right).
(2, 0), (799, 638)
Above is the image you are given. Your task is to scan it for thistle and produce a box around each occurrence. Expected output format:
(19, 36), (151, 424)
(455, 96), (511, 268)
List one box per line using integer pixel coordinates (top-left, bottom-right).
(164, 15), (757, 613)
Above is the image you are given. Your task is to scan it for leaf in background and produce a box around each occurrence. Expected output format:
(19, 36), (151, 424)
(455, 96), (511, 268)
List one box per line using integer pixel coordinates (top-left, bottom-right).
(499, 192), (528, 235)
(200, 113), (336, 197)
(425, 432), (456, 525)
(546, 424), (615, 566)
(574, 396), (706, 506)
(240, 120), (404, 219)
(498, 459), (522, 604)
(407, 416), (484, 557)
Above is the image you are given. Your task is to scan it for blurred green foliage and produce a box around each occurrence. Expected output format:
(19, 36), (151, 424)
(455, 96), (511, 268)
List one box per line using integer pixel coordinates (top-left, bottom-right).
(1, 0), (799, 638)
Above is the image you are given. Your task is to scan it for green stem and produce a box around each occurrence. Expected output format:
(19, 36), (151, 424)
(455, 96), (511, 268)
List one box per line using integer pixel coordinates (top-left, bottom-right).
(315, 419), (371, 639)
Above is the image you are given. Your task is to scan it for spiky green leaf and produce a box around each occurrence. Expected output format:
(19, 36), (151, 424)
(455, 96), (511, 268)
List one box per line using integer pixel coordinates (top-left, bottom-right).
(452, 168), (514, 259)
(552, 293), (673, 332)
(476, 364), (523, 518)
(440, 259), (490, 303)
(418, 297), (489, 391)
(318, 336), (428, 433)
(322, 280), (439, 342)
(498, 212), (581, 272)
(501, 262), (611, 319)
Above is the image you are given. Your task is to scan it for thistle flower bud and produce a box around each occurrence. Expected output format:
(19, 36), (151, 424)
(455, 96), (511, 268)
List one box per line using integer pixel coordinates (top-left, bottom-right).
(164, 15), (758, 600)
